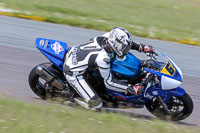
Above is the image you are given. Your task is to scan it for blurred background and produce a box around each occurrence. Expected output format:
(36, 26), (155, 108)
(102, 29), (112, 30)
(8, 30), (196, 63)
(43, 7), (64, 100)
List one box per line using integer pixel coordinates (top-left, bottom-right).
(0, 0), (199, 45)
(0, 0), (200, 133)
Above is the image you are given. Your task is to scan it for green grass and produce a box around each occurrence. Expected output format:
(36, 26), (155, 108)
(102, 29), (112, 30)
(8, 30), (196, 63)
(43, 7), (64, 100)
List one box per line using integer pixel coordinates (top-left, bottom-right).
(0, 98), (199, 133)
(0, 0), (200, 45)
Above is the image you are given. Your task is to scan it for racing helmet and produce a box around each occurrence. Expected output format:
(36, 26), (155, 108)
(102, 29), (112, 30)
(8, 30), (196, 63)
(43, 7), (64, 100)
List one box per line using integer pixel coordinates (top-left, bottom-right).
(108, 27), (133, 56)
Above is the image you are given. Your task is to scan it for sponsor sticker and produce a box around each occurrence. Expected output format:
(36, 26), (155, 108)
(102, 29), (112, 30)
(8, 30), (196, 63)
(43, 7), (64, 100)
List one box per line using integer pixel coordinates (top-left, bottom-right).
(152, 91), (158, 95)
(72, 46), (78, 65)
(82, 46), (97, 50)
(44, 40), (48, 49)
(39, 40), (44, 46)
(51, 41), (64, 54)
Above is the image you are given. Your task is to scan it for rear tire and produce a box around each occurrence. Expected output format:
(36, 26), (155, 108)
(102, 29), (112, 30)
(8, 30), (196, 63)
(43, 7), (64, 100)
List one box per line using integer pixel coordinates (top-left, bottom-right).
(28, 63), (53, 99)
(145, 93), (193, 121)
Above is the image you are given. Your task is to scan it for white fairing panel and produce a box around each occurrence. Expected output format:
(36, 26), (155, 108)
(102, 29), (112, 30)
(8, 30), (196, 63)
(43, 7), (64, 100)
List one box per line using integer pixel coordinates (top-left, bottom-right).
(161, 76), (181, 90)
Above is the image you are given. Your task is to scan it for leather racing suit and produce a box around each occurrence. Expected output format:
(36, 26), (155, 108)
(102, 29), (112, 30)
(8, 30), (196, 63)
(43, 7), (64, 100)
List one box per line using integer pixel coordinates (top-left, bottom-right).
(63, 33), (146, 109)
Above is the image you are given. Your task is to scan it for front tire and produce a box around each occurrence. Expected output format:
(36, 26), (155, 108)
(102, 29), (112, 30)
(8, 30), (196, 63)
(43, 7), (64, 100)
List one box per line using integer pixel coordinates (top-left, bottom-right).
(145, 93), (193, 121)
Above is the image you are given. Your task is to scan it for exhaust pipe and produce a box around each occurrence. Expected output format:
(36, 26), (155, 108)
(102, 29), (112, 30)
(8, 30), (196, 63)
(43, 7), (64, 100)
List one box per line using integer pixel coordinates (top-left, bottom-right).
(36, 65), (65, 90)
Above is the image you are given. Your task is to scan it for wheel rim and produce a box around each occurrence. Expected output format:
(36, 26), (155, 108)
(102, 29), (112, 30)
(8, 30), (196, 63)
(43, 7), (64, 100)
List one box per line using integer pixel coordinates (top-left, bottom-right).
(167, 96), (185, 119)
(33, 77), (46, 98)
(147, 96), (186, 120)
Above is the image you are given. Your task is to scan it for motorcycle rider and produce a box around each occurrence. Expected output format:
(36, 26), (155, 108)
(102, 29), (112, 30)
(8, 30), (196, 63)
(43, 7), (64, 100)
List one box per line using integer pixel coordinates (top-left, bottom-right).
(63, 27), (154, 110)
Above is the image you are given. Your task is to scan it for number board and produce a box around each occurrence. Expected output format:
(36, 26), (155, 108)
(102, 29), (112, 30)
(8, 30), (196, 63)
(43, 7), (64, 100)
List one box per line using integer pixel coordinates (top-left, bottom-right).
(160, 61), (175, 76)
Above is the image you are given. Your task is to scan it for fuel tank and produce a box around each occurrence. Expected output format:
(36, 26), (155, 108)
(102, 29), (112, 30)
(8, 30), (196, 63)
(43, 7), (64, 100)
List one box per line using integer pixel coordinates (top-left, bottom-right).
(111, 53), (141, 78)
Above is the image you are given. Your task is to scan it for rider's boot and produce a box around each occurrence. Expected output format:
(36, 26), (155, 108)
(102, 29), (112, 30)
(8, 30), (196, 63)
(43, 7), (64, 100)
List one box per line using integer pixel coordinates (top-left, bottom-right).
(127, 83), (144, 95)
(74, 97), (102, 111)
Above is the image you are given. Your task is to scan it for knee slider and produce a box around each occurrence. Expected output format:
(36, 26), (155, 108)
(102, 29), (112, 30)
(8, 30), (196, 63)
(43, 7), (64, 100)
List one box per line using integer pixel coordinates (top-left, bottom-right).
(88, 95), (102, 109)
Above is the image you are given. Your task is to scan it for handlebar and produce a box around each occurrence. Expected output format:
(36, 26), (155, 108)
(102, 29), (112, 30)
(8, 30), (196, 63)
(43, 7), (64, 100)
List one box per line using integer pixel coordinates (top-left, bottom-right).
(142, 51), (162, 70)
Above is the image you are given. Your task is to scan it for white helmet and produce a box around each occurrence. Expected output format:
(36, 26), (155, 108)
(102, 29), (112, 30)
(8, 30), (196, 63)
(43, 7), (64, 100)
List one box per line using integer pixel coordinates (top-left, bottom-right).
(108, 27), (133, 56)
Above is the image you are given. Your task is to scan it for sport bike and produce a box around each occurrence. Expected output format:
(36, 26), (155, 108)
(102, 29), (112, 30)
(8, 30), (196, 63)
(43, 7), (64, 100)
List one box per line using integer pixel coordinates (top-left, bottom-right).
(29, 38), (193, 121)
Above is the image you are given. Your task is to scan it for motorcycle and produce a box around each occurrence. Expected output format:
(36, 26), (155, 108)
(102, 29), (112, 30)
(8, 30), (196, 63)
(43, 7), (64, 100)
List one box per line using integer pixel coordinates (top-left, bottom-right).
(29, 38), (193, 121)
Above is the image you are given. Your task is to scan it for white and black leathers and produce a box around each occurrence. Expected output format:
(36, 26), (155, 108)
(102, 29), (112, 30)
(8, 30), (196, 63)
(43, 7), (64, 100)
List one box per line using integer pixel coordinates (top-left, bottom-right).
(63, 33), (145, 109)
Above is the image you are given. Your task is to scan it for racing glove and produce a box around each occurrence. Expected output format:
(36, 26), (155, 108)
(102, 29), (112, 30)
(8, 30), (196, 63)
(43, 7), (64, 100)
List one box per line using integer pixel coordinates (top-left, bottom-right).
(143, 45), (155, 55)
(127, 83), (144, 95)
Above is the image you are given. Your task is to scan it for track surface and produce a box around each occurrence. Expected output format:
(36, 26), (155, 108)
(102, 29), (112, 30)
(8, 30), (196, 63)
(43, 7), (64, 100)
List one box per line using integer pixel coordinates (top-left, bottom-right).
(0, 15), (200, 126)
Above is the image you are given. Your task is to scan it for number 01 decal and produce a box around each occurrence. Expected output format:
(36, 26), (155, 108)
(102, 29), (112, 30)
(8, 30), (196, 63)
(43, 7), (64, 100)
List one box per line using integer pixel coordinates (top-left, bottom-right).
(161, 62), (175, 76)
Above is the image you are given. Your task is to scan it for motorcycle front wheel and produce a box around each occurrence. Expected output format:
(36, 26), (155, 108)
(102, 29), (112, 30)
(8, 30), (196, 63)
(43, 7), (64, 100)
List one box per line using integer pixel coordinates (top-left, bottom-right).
(145, 93), (193, 121)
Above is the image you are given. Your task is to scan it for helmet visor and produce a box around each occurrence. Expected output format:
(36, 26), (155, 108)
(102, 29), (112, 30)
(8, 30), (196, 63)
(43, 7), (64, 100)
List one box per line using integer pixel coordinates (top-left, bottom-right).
(122, 44), (131, 55)
(115, 38), (132, 56)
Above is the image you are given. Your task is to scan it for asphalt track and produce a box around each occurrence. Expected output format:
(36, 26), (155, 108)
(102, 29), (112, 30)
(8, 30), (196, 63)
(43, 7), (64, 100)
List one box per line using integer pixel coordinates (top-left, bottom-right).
(0, 15), (200, 126)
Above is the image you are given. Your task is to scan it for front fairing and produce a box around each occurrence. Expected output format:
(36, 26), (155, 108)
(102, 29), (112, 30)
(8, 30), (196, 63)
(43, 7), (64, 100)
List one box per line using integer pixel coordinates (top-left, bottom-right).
(144, 51), (183, 89)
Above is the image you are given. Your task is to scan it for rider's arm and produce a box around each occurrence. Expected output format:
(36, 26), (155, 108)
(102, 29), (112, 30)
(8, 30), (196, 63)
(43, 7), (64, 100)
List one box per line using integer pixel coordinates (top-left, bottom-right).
(131, 41), (145, 52)
(95, 53), (128, 92)
(131, 41), (154, 54)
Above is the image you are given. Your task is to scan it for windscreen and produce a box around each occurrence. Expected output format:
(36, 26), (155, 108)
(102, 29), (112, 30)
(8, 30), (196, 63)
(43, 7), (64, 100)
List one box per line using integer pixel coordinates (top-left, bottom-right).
(155, 51), (176, 76)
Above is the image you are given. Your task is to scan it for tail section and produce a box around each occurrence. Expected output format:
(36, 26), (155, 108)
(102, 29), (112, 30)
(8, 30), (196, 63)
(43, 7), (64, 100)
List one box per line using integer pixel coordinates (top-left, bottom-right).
(35, 38), (69, 70)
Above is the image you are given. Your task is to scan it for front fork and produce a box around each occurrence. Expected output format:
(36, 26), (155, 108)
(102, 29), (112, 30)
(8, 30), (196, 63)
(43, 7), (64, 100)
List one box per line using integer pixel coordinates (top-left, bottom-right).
(146, 86), (186, 113)
(157, 96), (171, 114)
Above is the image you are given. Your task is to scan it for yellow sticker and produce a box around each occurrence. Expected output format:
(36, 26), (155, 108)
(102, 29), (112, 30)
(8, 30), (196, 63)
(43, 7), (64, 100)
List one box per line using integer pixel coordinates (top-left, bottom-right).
(161, 62), (175, 76)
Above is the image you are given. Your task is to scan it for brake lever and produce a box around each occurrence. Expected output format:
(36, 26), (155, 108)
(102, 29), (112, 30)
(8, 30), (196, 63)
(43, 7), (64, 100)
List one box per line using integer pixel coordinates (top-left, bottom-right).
(148, 52), (158, 61)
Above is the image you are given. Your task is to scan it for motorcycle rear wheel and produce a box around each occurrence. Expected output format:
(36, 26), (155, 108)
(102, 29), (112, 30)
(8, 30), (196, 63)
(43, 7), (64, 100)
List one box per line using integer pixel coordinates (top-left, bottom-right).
(145, 93), (193, 121)
(28, 62), (53, 99)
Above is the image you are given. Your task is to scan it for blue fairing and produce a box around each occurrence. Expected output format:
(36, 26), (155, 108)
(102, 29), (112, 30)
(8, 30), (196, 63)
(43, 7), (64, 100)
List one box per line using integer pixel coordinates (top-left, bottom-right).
(111, 53), (141, 78)
(35, 38), (70, 70)
(166, 87), (185, 97)
(107, 86), (186, 105)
